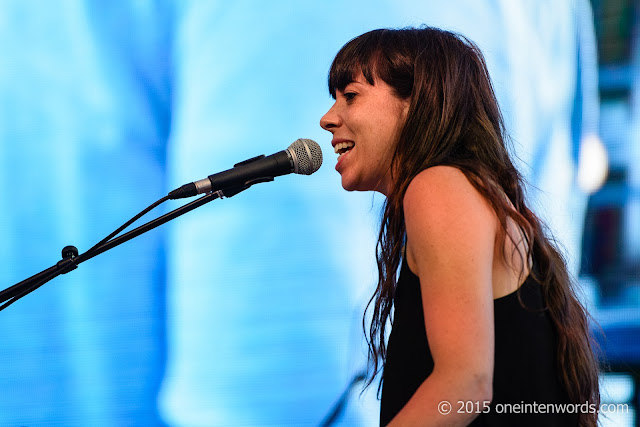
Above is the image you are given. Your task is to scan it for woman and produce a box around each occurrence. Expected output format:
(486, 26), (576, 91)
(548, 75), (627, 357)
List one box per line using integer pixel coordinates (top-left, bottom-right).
(320, 27), (600, 426)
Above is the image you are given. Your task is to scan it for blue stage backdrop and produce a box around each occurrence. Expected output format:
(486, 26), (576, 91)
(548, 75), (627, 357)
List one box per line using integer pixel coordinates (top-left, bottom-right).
(0, 1), (635, 426)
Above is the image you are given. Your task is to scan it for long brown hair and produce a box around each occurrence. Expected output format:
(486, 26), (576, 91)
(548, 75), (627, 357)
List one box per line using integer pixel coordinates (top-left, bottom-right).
(328, 27), (600, 426)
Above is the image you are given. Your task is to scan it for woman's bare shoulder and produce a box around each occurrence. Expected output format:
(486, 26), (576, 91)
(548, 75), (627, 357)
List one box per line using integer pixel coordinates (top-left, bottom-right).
(403, 165), (495, 223)
(402, 166), (498, 275)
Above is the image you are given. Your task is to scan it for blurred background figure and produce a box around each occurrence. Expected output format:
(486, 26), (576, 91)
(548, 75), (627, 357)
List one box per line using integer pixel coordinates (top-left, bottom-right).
(0, 0), (636, 426)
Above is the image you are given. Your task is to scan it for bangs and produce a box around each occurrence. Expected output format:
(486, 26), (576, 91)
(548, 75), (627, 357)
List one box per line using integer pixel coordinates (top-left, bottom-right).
(328, 30), (385, 98)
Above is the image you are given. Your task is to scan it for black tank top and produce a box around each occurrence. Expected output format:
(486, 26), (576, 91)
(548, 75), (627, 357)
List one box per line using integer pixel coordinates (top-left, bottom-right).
(379, 256), (578, 426)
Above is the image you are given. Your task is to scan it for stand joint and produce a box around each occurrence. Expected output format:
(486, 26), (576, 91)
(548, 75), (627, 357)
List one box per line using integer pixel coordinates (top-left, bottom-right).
(58, 245), (79, 274)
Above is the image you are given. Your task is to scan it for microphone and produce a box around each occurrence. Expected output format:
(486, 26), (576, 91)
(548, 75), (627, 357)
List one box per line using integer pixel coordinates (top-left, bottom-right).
(168, 138), (323, 199)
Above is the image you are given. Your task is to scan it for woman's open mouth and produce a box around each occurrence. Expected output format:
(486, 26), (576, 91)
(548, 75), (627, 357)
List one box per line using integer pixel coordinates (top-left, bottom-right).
(334, 141), (355, 159)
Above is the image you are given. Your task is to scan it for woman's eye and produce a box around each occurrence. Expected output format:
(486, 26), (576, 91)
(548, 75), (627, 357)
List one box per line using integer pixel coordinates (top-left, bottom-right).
(344, 92), (357, 101)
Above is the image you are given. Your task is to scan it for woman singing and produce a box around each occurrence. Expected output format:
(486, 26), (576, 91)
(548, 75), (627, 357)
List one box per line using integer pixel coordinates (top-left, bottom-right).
(320, 27), (600, 426)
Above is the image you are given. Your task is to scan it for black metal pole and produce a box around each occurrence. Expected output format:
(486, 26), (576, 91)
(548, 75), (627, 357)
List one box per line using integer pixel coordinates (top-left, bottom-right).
(0, 190), (224, 310)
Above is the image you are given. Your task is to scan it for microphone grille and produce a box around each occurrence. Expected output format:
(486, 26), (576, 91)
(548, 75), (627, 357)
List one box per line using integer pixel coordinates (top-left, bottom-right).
(288, 138), (323, 175)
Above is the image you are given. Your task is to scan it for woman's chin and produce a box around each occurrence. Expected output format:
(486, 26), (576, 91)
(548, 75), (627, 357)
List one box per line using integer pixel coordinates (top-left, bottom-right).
(340, 181), (357, 192)
(340, 176), (370, 193)
(340, 175), (359, 192)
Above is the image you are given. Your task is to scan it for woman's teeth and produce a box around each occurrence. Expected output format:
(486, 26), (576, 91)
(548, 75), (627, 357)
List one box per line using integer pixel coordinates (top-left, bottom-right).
(334, 142), (355, 158)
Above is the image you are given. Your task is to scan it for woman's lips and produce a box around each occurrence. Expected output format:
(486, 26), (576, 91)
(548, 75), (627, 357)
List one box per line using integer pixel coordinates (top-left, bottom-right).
(332, 139), (355, 172)
(335, 145), (353, 172)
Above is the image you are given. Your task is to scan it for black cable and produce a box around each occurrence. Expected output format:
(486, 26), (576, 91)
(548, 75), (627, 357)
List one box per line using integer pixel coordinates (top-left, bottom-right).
(85, 195), (170, 255)
(0, 267), (67, 311)
(0, 265), (58, 303)
(0, 180), (257, 312)
(77, 191), (220, 264)
(0, 195), (171, 311)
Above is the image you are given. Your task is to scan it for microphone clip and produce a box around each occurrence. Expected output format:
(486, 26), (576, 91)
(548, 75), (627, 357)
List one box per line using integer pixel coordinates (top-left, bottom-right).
(214, 154), (275, 198)
(233, 154), (265, 168)
(217, 176), (275, 198)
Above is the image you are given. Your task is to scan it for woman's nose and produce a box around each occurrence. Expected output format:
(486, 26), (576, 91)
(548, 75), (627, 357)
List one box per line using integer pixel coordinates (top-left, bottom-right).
(320, 104), (340, 131)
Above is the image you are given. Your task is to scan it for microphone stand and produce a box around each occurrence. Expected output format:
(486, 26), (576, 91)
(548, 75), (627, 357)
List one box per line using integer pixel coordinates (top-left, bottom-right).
(319, 370), (366, 426)
(0, 183), (253, 311)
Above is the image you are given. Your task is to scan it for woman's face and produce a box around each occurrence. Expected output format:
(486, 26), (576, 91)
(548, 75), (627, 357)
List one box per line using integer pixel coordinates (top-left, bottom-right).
(320, 73), (409, 195)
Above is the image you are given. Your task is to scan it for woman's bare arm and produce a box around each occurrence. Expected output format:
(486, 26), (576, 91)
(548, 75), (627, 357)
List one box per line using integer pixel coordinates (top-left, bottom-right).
(388, 166), (497, 426)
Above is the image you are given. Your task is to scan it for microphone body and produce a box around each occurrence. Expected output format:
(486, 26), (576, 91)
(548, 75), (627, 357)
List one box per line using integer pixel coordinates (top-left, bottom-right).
(168, 138), (322, 199)
(200, 150), (293, 194)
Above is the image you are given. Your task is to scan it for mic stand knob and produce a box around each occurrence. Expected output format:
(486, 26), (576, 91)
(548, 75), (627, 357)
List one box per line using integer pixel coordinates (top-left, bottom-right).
(57, 245), (79, 274)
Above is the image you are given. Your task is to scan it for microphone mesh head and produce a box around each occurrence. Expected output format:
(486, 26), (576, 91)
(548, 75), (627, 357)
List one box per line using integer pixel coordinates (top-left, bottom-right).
(288, 138), (323, 175)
